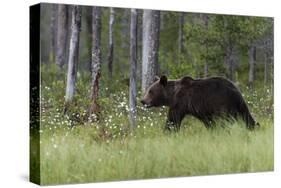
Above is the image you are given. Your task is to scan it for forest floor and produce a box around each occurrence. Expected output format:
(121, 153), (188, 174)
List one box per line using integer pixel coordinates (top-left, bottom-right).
(37, 66), (274, 185)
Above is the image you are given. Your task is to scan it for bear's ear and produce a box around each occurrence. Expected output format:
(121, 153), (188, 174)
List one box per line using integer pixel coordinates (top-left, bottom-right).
(160, 75), (168, 86)
(154, 76), (160, 82)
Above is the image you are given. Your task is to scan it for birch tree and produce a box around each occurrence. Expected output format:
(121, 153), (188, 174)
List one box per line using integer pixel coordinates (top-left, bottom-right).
(89, 7), (102, 116)
(142, 10), (160, 93)
(108, 8), (115, 79)
(65, 6), (82, 107)
(56, 4), (68, 69)
(129, 9), (138, 128)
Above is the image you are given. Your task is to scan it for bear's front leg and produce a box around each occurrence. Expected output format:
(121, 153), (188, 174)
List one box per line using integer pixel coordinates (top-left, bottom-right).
(164, 108), (184, 132)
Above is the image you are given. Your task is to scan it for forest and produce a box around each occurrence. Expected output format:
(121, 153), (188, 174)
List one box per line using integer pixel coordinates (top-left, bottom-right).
(34, 3), (273, 185)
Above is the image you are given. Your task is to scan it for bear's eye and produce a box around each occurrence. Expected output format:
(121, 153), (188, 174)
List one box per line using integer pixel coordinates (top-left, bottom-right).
(149, 90), (153, 95)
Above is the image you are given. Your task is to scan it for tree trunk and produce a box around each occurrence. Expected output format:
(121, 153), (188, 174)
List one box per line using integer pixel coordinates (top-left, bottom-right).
(56, 5), (68, 69)
(89, 7), (102, 116)
(248, 45), (256, 88)
(129, 9), (138, 128)
(137, 11), (143, 80)
(108, 8), (115, 79)
(178, 13), (184, 64)
(64, 6), (82, 107)
(50, 4), (57, 63)
(142, 10), (160, 93)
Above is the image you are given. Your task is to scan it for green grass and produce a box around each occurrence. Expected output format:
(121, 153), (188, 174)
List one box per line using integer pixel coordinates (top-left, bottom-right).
(37, 64), (274, 185)
(39, 117), (273, 185)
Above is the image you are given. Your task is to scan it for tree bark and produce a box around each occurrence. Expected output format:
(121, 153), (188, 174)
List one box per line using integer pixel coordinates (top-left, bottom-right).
(178, 13), (184, 64)
(142, 10), (160, 93)
(137, 12), (143, 80)
(108, 8), (115, 79)
(56, 5), (68, 69)
(89, 7), (102, 116)
(129, 9), (138, 128)
(65, 6), (82, 105)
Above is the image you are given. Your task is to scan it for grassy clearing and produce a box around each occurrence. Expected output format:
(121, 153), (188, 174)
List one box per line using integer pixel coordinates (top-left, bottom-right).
(39, 118), (273, 185)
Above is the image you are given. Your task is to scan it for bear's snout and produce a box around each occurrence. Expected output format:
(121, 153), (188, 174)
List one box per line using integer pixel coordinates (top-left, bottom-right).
(140, 99), (152, 108)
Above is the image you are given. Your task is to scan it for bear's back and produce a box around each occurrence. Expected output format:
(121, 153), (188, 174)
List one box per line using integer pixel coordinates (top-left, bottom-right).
(191, 76), (238, 91)
(175, 76), (240, 100)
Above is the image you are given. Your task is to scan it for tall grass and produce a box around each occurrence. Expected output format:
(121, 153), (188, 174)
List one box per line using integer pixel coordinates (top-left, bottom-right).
(39, 118), (273, 185)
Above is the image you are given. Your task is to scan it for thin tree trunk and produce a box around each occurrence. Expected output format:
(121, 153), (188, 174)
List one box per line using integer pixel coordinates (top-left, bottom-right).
(248, 45), (256, 88)
(56, 5), (68, 69)
(142, 10), (151, 93)
(50, 4), (57, 63)
(89, 7), (102, 116)
(137, 11), (143, 80)
(64, 6), (82, 108)
(178, 13), (184, 64)
(108, 8), (115, 79)
(142, 10), (160, 93)
(129, 9), (138, 128)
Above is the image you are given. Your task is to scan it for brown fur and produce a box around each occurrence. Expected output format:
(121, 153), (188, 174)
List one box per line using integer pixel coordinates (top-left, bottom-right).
(141, 75), (259, 131)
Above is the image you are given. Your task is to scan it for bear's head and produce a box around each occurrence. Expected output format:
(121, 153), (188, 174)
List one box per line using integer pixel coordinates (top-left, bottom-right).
(141, 75), (168, 108)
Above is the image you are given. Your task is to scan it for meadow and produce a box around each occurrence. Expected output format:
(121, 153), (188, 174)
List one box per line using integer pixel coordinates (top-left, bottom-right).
(38, 65), (274, 185)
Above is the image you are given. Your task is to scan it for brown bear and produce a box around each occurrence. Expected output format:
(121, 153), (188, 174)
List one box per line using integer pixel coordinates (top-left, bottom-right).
(141, 75), (259, 131)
